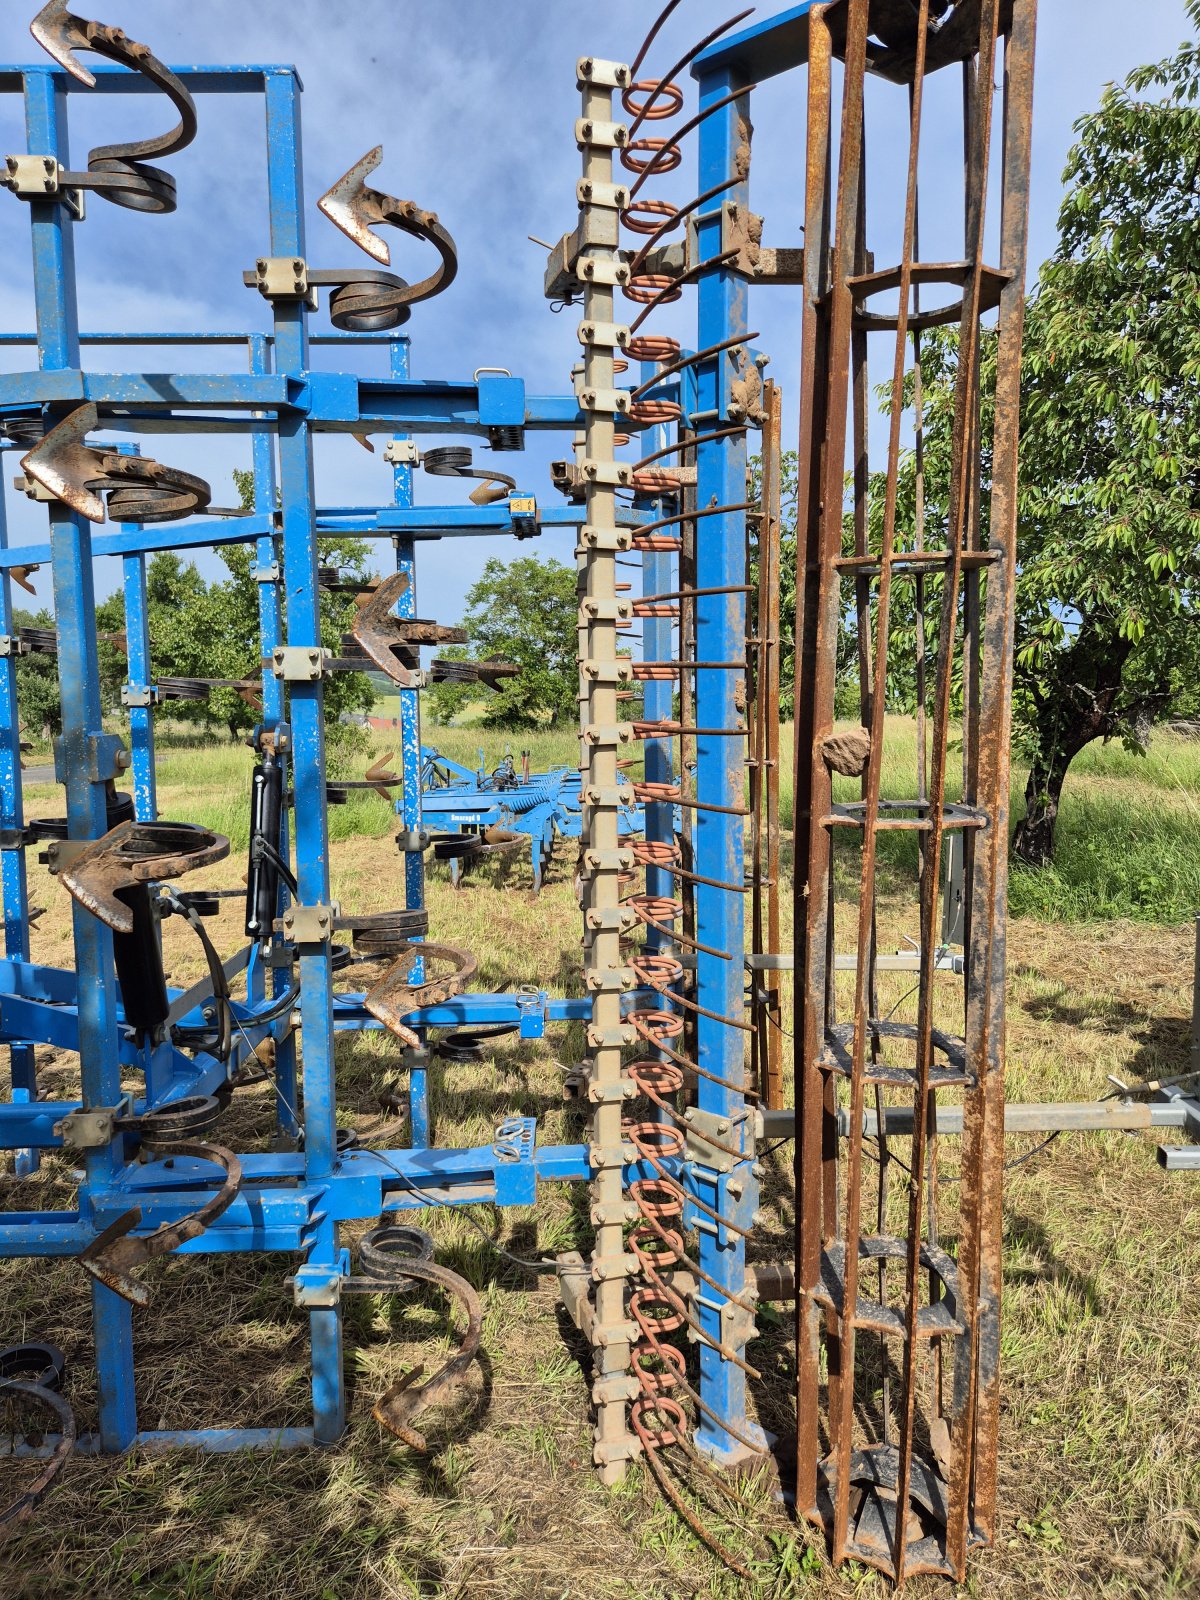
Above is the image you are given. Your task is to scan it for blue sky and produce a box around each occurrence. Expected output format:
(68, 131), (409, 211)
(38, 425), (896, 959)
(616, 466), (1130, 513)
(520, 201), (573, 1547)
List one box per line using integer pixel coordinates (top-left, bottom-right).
(0, 1), (1193, 622)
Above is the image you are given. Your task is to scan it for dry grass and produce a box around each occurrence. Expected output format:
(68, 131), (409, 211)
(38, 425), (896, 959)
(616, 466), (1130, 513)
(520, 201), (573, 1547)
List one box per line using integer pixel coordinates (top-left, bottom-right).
(0, 727), (1198, 1598)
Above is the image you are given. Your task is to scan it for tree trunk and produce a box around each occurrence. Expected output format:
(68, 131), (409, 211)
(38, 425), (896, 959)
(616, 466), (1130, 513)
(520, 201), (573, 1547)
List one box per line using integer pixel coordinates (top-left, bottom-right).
(1010, 753), (1072, 867)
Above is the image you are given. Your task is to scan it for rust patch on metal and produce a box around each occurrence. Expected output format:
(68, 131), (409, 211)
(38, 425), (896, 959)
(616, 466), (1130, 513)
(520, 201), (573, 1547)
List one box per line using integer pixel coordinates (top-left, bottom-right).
(59, 820), (229, 935)
(369, 1258), (483, 1451)
(77, 1140), (242, 1307)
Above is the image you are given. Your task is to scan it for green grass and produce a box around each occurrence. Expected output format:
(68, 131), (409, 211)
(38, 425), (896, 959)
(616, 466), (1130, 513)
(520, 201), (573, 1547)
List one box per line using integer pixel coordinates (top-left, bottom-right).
(440, 714), (1200, 924)
(4, 715), (1200, 1598)
(27, 713), (1198, 921)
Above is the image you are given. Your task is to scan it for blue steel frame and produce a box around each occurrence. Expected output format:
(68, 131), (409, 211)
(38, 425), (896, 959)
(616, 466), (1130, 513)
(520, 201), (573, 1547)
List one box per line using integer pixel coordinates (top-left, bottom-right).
(682, 53), (760, 1462)
(0, 55), (629, 1458)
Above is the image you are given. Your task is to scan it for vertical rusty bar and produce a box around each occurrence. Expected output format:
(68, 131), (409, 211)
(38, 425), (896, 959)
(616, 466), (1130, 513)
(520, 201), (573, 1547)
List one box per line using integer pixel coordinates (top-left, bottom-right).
(839, 5), (931, 1568)
(793, 2), (835, 1520)
(951, 0), (1038, 1559)
(753, 380), (784, 1109)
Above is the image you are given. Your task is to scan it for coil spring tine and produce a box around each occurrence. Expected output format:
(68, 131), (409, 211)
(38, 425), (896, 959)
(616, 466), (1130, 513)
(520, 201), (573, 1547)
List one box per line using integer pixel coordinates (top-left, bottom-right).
(630, 1139), (755, 1241)
(627, 338), (761, 404)
(24, 2), (198, 213)
(625, 83), (758, 199)
(624, 10), (755, 143)
(627, 0), (687, 81)
(631, 957), (754, 1030)
(631, 1015), (758, 1101)
(632, 501), (756, 545)
(625, 176), (742, 273)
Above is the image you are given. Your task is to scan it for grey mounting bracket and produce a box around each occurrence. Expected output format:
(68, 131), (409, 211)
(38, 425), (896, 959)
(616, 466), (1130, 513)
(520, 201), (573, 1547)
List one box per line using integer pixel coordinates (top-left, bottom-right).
(53, 1100), (130, 1149)
(281, 903), (338, 945)
(45, 838), (89, 876)
(684, 1106), (752, 1175)
(54, 731), (128, 785)
(244, 257), (317, 309)
(271, 646), (329, 681)
(2, 155), (85, 219)
(384, 439), (421, 467)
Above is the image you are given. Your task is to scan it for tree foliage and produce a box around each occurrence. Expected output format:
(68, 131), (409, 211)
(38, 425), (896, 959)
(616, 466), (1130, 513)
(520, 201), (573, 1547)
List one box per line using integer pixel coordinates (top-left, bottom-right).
(835, 16), (1200, 865)
(425, 556), (578, 729)
(14, 607), (63, 741)
(68, 473), (377, 743)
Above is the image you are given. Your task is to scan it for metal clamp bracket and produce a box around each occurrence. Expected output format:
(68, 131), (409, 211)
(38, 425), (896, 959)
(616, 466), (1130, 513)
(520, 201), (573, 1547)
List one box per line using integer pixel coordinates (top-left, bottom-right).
(587, 1078), (635, 1102)
(581, 660), (633, 685)
(245, 256), (317, 308)
(575, 117), (628, 150)
(576, 57), (630, 90)
(577, 319), (629, 350)
(53, 731), (126, 785)
(582, 848), (635, 872)
(580, 459), (632, 488)
(586, 1024), (636, 1050)
(291, 1253), (350, 1309)
(271, 646), (329, 681)
(53, 1102), (128, 1149)
(578, 524), (632, 553)
(584, 907), (637, 932)
(577, 178), (630, 211)
(2, 154), (85, 218)
(383, 438), (421, 466)
(684, 1106), (752, 1174)
(592, 1372), (640, 1406)
(120, 684), (158, 708)
(578, 257), (630, 288)
(579, 597), (633, 623)
(281, 902), (338, 945)
(582, 784), (635, 809)
(579, 387), (631, 417)
(583, 722), (634, 746)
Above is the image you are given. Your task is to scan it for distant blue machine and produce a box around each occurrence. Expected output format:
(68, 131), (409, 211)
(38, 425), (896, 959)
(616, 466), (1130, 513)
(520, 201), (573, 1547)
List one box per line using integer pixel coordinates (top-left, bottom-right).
(417, 745), (649, 893)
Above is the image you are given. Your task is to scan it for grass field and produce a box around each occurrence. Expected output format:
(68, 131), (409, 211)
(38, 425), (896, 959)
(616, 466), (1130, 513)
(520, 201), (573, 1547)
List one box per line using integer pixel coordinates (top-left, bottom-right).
(0, 720), (1197, 1599)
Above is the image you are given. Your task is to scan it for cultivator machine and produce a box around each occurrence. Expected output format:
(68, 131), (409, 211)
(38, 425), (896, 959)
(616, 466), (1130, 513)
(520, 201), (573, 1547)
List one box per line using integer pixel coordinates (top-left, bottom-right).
(3, 0), (1196, 1586)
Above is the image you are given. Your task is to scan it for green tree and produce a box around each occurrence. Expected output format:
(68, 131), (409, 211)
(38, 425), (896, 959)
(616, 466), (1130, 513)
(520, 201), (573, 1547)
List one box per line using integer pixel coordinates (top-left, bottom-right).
(230, 467), (376, 739)
(1003, 16), (1200, 863)
(95, 553), (218, 726)
(13, 607), (62, 742)
(425, 556), (577, 729)
(866, 15), (1200, 865)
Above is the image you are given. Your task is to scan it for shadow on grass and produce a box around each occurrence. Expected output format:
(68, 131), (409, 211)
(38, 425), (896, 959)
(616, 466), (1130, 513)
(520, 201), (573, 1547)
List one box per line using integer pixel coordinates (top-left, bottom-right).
(1003, 1210), (1105, 1315)
(1020, 993), (1190, 1082)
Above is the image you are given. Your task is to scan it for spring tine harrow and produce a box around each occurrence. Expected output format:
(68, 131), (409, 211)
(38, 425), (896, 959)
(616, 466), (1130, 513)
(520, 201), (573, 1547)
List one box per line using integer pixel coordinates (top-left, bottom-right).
(23, 0), (196, 212)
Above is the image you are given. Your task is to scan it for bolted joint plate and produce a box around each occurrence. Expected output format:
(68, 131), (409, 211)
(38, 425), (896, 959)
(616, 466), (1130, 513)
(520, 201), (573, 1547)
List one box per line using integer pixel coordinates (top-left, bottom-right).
(53, 1103), (127, 1149)
(576, 57), (630, 90)
(684, 1106), (751, 1175)
(271, 646), (329, 681)
(281, 902), (337, 945)
(246, 256), (317, 308)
